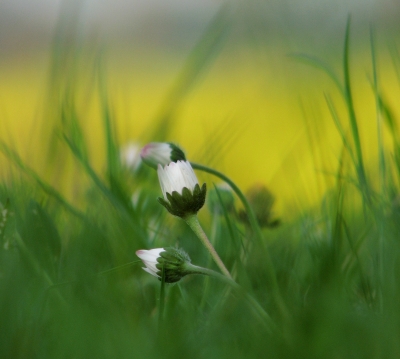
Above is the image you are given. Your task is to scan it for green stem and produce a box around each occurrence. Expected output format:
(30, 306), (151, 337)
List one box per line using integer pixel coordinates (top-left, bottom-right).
(159, 264), (166, 328)
(190, 162), (289, 320)
(186, 263), (238, 287)
(185, 263), (277, 333)
(184, 214), (232, 279)
(156, 265), (167, 342)
(191, 162), (263, 244)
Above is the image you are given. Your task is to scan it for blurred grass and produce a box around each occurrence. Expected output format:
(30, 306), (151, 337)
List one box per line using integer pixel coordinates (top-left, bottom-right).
(2, 9), (400, 212)
(1, 53), (392, 213)
(1, 4), (400, 359)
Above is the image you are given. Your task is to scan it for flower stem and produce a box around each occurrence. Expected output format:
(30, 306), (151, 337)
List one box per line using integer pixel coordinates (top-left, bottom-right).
(159, 264), (166, 325)
(185, 263), (238, 287)
(185, 263), (277, 333)
(190, 162), (289, 320)
(157, 266), (167, 341)
(190, 162), (263, 243)
(184, 214), (233, 279)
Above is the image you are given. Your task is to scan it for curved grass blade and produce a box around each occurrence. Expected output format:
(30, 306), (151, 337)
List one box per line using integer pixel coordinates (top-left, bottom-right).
(288, 53), (345, 96)
(342, 16), (369, 201)
(0, 141), (85, 220)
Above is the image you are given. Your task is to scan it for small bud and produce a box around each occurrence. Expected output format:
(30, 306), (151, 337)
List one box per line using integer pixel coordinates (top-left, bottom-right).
(238, 184), (280, 228)
(157, 161), (206, 218)
(120, 142), (141, 171)
(140, 142), (186, 169)
(136, 247), (192, 283)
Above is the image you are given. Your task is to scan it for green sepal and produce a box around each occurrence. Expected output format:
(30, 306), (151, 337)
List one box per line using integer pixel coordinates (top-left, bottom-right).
(158, 183), (207, 218)
(157, 197), (175, 215)
(154, 247), (191, 283)
(168, 143), (186, 162)
(193, 183), (207, 211)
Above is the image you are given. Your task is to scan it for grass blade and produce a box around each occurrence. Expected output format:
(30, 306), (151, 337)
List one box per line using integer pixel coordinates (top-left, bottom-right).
(342, 16), (369, 201)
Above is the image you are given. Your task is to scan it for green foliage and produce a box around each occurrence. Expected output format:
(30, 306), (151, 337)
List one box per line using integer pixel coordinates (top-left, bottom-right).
(1, 11), (400, 359)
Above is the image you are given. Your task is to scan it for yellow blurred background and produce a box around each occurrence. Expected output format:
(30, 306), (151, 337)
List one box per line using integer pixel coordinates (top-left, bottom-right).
(1, 0), (400, 217)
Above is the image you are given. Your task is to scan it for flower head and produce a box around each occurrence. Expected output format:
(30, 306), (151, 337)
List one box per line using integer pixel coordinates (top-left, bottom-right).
(136, 247), (192, 283)
(157, 161), (206, 218)
(140, 142), (186, 169)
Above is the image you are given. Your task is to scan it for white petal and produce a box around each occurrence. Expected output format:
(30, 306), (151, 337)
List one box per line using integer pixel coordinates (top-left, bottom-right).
(180, 161), (198, 191)
(136, 248), (164, 261)
(145, 260), (160, 273)
(137, 248), (165, 279)
(141, 142), (172, 168)
(157, 164), (168, 199)
(157, 161), (199, 199)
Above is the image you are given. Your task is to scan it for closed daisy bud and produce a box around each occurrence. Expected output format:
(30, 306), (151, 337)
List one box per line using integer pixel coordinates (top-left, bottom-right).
(140, 142), (186, 169)
(136, 247), (192, 283)
(157, 161), (206, 218)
